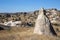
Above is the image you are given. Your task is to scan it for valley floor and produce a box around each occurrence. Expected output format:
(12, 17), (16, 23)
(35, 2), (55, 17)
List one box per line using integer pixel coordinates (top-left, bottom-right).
(0, 26), (60, 40)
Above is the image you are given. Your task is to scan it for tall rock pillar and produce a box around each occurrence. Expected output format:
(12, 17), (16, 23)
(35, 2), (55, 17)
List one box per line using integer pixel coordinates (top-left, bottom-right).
(34, 8), (57, 36)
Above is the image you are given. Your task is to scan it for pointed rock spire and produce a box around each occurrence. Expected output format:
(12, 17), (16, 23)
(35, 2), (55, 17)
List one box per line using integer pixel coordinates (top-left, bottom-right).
(34, 8), (57, 36)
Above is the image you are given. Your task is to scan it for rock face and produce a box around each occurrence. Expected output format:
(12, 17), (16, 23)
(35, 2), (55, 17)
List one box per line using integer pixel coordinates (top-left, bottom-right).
(34, 8), (57, 36)
(4, 21), (22, 27)
(0, 24), (11, 30)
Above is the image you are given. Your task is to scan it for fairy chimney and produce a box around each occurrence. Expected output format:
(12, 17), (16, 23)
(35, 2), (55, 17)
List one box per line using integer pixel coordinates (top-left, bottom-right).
(34, 8), (57, 36)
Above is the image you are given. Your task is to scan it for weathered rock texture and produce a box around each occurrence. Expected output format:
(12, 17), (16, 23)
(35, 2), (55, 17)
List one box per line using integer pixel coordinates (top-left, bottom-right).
(0, 8), (60, 27)
(34, 8), (57, 36)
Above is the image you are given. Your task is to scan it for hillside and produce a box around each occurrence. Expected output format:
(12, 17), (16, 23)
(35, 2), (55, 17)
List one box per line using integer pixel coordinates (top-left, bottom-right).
(0, 8), (60, 40)
(0, 8), (60, 26)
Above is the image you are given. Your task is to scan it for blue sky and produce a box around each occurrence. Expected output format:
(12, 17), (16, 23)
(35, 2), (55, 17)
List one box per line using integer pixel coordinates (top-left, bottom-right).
(0, 0), (60, 12)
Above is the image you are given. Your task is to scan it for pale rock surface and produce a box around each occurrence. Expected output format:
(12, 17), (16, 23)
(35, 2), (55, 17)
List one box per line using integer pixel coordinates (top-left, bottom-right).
(4, 21), (21, 27)
(34, 8), (57, 36)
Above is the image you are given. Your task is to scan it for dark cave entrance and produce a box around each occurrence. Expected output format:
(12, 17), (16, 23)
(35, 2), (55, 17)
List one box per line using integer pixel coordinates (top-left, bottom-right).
(0, 27), (4, 30)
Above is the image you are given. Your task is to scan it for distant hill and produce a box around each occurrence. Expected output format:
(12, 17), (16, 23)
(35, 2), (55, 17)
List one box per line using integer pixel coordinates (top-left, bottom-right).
(0, 8), (60, 27)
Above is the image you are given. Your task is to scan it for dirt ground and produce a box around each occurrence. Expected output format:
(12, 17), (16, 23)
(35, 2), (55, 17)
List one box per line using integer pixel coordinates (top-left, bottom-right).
(0, 25), (60, 40)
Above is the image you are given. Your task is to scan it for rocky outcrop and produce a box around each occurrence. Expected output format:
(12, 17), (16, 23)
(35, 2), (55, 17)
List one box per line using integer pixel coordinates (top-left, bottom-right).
(34, 8), (57, 36)
(0, 24), (11, 30)
(0, 8), (60, 27)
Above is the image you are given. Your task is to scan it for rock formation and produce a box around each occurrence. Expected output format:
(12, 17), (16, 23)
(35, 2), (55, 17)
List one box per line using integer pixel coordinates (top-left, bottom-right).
(34, 8), (57, 36)
(0, 24), (11, 30)
(4, 21), (22, 27)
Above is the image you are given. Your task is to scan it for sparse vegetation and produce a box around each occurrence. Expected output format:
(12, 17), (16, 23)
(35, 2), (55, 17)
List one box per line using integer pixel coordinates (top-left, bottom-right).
(0, 8), (60, 40)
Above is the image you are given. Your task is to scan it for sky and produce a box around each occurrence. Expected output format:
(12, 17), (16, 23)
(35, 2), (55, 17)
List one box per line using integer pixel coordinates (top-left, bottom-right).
(0, 0), (60, 12)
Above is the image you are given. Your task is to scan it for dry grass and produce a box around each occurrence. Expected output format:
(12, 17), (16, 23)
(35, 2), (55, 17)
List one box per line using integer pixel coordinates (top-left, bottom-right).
(0, 25), (60, 40)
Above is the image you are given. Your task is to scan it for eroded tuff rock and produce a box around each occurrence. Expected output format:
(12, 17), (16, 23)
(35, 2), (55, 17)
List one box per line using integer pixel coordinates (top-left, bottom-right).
(34, 8), (57, 36)
(0, 8), (60, 27)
